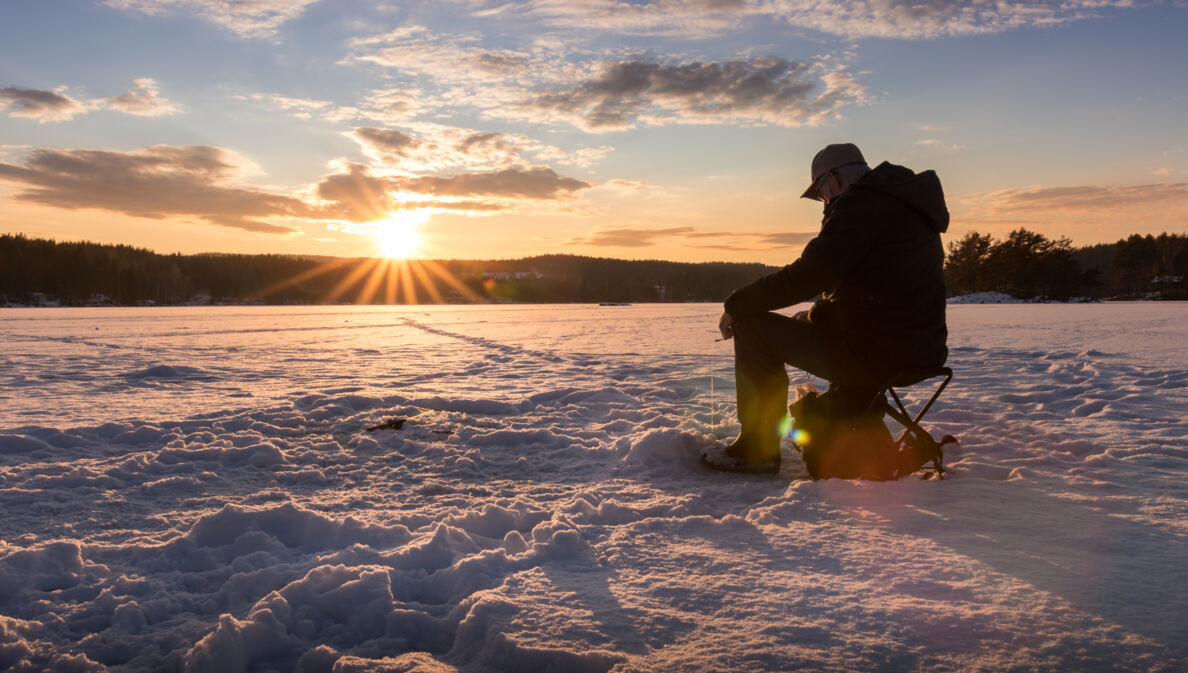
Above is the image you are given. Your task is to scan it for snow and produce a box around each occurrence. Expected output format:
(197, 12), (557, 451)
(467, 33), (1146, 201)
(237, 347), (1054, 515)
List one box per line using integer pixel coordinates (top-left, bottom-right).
(1, 302), (1186, 672)
(947, 291), (1025, 304)
(948, 292), (1100, 304)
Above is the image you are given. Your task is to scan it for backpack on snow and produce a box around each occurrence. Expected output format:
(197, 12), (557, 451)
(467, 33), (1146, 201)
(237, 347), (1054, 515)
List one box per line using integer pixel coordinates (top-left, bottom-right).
(788, 370), (956, 481)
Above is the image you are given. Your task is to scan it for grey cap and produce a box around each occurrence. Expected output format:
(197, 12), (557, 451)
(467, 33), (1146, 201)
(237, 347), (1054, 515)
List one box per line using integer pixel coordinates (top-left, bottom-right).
(801, 143), (866, 200)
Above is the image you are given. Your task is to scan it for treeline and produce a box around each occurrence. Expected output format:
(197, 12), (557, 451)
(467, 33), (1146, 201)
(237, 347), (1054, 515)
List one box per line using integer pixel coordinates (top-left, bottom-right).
(5, 231), (1186, 307)
(944, 229), (1188, 300)
(0, 234), (774, 306)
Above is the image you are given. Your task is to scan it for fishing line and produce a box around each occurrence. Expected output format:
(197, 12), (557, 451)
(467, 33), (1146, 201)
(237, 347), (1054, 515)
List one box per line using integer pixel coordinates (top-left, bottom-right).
(709, 359), (715, 431)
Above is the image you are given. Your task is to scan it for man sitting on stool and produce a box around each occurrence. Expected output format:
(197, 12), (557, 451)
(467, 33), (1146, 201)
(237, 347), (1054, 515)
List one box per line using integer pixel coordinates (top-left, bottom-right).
(704, 143), (949, 474)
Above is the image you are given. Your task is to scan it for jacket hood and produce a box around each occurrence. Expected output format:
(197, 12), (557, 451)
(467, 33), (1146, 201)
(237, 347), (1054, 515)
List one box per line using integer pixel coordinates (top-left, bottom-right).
(854, 161), (949, 233)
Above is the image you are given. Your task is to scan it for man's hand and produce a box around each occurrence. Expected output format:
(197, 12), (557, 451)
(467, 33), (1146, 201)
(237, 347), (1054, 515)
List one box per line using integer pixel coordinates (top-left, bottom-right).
(718, 311), (734, 340)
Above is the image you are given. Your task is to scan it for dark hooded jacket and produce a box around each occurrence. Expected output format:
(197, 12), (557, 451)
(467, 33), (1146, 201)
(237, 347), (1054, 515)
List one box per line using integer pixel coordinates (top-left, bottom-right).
(724, 161), (949, 381)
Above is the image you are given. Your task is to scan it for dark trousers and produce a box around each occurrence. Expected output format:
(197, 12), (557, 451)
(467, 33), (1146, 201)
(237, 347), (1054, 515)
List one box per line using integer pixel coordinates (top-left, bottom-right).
(732, 312), (880, 457)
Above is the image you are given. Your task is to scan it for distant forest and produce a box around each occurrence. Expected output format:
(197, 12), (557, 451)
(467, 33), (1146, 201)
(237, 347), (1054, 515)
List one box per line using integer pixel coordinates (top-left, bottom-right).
(0, 234), (773, 306)
(2, 230), (1185, 307)
(945, 229), (1187, 301)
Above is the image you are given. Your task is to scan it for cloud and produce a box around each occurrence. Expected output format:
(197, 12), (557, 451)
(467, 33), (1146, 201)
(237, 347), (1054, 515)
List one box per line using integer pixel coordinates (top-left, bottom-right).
(752, 232), (816, 246)
(312, 162), (589, 222)
(601, 178), (648, 191)
(953, 182), (1188, 240)
(767, 0), (1143, 40)
(0, 145), (310, 233)
(512, 56), (865, 131)
(248, 87), (429, 124)
(353, 127), (422, 160)
(521, 0), (1143, 39)
(525, 0), (751, 38)
(980, 183), (1188, 212)
(347, 27), (864, 131)
(3, 80), (182, 121)
(346, 30), (550, 116)
(682, 230), (816, 250)
(0, 137), (597, 236)
(349, 27), (536, 82)
(348, 123), (612, 173)
(102, 78), (179, 117)
(394, 166), (591, 199)
(314, 164), (508, 221)
(915, 138), (965, 151)
(103, 0), (322, 38)
(0, 87), (86, 123)
(576, 226), (697, 247)
(553, 145), (615, 167)
(571, 226), (816, 249)
(246, 93), (333, 120)
(349, 125), (522, 173)
(351, 87), (428, 122)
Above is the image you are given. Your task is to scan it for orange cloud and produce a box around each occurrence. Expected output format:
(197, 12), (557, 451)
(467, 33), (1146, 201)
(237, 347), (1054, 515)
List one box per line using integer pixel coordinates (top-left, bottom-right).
(103, 0), (323, 38)
(3, 80), (179, 122)
(0, 145), (309, 233)
(348, 123), (611, 173)
(0, 138), (597, 237)
(313, 162), (591, 222)
(525, 0), (1143, 39)
(394, 167), (590, 199)
(102, 78), (179, 117)
(985, 183), (1188, 211)
(953, 182), (1188, 242)
(571, 226), (816, 249)
(0, 87), (86, 123)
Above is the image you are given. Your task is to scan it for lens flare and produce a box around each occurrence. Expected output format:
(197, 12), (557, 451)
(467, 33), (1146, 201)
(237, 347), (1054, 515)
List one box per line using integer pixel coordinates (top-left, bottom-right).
(791, 428), (810, 446)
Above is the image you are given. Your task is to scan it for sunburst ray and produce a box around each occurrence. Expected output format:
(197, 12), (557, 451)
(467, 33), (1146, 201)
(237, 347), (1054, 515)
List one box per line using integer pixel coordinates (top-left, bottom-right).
(356, 258), (390, 305)
(251, 256), (356, 300)
(408, 259), (444, 304)
(421, 259), (482, 302)
(324, 257), (382, 303)
(384, 259), (400, 304)
(397, 259), (418, 305)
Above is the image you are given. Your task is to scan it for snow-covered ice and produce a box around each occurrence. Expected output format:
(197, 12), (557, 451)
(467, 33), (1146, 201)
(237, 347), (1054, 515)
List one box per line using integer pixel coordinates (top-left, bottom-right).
(947, 292), (1099, 304)
(1, 302), (1185, 672)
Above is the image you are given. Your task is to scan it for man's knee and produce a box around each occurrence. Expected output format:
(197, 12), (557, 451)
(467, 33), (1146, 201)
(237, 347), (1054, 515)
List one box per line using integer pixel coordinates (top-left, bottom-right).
(733, 311), (840, 382)
(731, 313), (768, 343)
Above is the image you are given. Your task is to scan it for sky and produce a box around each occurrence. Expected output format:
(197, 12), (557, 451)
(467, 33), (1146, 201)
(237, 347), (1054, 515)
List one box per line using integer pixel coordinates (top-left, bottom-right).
(1, 0), (1186, 265)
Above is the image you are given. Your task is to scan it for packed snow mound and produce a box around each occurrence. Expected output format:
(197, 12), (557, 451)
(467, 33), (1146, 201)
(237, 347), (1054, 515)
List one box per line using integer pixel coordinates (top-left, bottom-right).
(0, 615), (104, 673)
(0, 434), (50, 454)
(0, 541), (85, 600)
(180, 503), (409, 552)
(618, 427), (705, 471)
(1, 303), (1186, 671)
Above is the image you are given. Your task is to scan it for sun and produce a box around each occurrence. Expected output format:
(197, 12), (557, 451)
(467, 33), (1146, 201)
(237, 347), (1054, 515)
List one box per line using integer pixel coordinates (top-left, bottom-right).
(372, 211), (427, 259)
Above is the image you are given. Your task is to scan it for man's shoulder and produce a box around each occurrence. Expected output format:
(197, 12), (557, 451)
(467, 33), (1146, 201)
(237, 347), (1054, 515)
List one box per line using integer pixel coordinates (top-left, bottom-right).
(825, 183), (900, 218)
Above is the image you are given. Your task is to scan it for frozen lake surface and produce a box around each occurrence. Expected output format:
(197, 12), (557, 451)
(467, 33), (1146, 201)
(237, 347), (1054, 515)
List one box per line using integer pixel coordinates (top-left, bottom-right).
(1, 303), (1186, 672)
